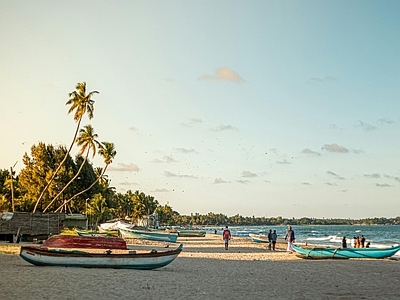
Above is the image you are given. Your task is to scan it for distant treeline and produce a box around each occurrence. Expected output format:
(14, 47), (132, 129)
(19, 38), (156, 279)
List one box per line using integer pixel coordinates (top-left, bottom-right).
(173, 213), (400, 226)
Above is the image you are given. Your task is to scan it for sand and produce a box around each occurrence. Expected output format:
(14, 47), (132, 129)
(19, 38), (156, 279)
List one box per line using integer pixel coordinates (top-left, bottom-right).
(1, 234), (399, 300)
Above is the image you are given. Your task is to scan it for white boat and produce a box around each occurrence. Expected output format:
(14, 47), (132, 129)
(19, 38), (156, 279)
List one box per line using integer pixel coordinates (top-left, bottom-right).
(118, 226), (179, 242)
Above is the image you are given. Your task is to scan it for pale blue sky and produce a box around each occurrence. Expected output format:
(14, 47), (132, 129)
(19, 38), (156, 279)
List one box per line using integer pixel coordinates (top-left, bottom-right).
(1, 1), (400, 218)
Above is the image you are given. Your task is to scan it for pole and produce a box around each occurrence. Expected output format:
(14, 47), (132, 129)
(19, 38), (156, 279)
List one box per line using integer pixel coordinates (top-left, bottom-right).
(85, 198), (89, 229)
(10, 162), (17, 212)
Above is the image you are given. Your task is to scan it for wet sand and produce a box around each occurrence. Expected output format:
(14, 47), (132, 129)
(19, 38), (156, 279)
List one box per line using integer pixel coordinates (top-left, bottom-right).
(1, 234), (399, 299)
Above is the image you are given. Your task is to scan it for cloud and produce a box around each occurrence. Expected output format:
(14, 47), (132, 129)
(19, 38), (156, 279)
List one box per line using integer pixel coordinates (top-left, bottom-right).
(307, 76), (336, 83)
(301, 148), (321, 156)
(214, 178), (227, 184)
(241, 171), (257, 178)
(153, 155), (177, 163)
(327, 171), (345, 180)
(358, 120), (376, 131)
(237, 179), (250, 184)
(276, 159), (291, 164)
(395, 177), (400, 182)
(197, 67), (244, 83)
(301, 182), (311, 185)
(119, 181), (139, 186)
(378, 118), (395, 125)
(325, 182), (338, 186)
(129, 126), (138, 132)
(322, 144), (349, 153)
(212, 125), (238, 132)
(376, 183), (392, 187)
(153, 188), (170, 192)
(364, 173), (380, 179)
(108, 163), (140, 172)
(163, 171), (198, 179)
(180, 118), (203, 127)
(174, 148), (197, 154)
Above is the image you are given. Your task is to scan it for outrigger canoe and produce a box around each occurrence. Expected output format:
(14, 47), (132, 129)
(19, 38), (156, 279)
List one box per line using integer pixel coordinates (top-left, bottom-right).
(20, 244), (183, 269)
(249, 233), (269, 243)
(43, 235), (128, 250)
(292, 244), (400, 259)
(118, 226), (178, 243)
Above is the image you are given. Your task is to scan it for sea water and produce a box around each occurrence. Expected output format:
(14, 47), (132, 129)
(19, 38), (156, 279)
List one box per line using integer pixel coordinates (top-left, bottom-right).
(208, 225), (400, 257)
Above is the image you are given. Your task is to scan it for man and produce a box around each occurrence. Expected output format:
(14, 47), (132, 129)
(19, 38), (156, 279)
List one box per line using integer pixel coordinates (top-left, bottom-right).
(271, 230), (277, 251)
(222, 226), (231, 250)
(267, 229), (272, 250)
(284, 225), (295, 253)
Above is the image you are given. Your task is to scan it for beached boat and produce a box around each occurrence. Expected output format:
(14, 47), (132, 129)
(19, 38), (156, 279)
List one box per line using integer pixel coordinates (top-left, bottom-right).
(249, 233), (269, 243)
(167, 228), (206, 237)
(118, 226), (179, 243)
(20, 243), (183, 269)
(43, 235), (128, 250)
(292, 245), (400, 259)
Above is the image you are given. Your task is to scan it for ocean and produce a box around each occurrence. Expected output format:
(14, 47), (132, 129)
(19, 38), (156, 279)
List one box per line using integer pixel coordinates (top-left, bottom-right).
(209, 224), (400, 257)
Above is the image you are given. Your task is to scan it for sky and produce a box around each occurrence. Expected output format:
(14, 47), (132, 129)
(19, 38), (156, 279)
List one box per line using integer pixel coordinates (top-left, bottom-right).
(1, 1), (400, 219)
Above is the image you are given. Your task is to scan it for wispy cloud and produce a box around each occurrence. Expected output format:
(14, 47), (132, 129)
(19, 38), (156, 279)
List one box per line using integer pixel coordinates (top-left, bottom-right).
(197, 67), (244, 83)
(119, 181), (139, 186)
(378, 118), (395, 125)
(358, 120), (376, 131)
(241, 171), (257, 178)
(302, 182), (311, 185)
(322, 143), (349, 153)
(364, 173), (380, 179)
(327, 171), (345, 180)
(212, 125), (238, 132)
(153, 188), (170, 192)
(174, 148), (197, 154)
(376, 183), (392, 187)
(301, 148), (321, 156)
(214, 178), (227, 184)
(129, 126), (138, 132)
(164, 171), (198, 179)
(237, 179), (250, 184)
(108, 163), (140, 172)
(180, 118), (203, 127)
(152, 155), (177, 163)
(276, 159), (291, 164)
(325, 182), (338, 186)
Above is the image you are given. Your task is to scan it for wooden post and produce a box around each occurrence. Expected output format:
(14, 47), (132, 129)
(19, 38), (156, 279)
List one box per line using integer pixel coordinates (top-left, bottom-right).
(10, 167), (14, 212)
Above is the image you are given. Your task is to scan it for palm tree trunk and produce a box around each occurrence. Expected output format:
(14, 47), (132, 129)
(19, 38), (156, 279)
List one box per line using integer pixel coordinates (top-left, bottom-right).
(54, 164), (109, 213)
(33, 118), (82, 213)
(43, 150), (89, 213)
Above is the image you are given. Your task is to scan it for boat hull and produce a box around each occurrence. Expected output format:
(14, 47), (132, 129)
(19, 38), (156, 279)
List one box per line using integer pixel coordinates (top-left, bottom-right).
(118, 228), (179, 242)
(20, 244), (183, 269)
(292, 245), (400, 259)
(249, 234), (268, 243)
(43, 235), (128, 250)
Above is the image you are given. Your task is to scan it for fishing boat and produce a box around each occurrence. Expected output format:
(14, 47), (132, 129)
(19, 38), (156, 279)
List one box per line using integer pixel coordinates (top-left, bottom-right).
(167, 228), (206, 237)
(292, 244), (400, 259)
(249, 233), (269, 243)
(118, 226), (179, 243)
(20, 244), (183, 269)
(43, 235), (128, 250)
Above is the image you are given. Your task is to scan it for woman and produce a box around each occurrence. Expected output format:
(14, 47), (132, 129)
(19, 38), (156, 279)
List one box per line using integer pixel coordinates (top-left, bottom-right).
(284, 226), (295, 253)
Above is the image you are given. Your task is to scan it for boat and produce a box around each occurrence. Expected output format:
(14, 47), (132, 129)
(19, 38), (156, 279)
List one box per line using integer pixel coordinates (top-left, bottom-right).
(20, 243), (183, 269)
(43, 235), (128, 250)
(167, 228), (206, 237)
(292, 245), (400, 259)
(249, 233), (269, 243)
(76, 229), (119, 237)
(118, 226), (179, 243)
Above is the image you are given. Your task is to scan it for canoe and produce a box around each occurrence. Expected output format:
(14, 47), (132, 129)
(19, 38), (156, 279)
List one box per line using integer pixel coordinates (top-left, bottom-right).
(43, 235), (128, 250)
(118, 227), (179, 243)
(249, 233), (269, 243)
(20, 244), (183, 269)
(167, 229), (206, 237)
(292, 245), (400, 259)
(76, 229), (119, 237)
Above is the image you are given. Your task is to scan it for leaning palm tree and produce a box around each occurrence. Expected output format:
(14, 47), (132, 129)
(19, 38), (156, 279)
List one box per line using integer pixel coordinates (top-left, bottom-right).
(43, 124), (99, 212)
(33, 82), (99, 213)
(54, 141), (116, 213)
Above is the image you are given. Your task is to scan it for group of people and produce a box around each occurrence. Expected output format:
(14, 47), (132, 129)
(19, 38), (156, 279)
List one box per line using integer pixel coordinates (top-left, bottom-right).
(267, 229), (278, 250)
(341, 235), (370, 248)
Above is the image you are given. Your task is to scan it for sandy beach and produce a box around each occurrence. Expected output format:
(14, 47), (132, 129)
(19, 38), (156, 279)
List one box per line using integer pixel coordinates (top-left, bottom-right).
(1, 234), (399, 300)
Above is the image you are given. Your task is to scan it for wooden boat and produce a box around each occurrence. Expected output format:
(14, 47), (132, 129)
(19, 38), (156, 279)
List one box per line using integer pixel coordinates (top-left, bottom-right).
(249, 233), (268, 243)
(20, 244), (183, 269)
(167, 229), (206, 237)
(118, 227), (179, 243)
(76, 229), (119, 237)
(43, 235), (128, 250)
(292, 245), (400, 259)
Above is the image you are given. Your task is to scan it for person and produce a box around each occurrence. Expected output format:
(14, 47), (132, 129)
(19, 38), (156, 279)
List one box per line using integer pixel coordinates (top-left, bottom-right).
(284, 225), (295, 253)
(366, 242), (370, 248)
(267, 229), (272, 250)
(271, 230), (277, 251)
(360, 235), (366, 248)
(222, 226), (231, 250)
(342, 236), (347, 248)
(214, 229), (217, 234)
(353, 236), (359, 248)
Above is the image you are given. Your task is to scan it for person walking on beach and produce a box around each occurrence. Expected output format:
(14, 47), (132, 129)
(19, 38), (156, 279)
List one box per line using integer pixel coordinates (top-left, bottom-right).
(271, 230), (277, 251)
(360, 235), (365, 248)
(285, 226), (295, 253)
(223, 226), (231, 250)
(267, 229), (272, 250)
(342, 236), (347, 248)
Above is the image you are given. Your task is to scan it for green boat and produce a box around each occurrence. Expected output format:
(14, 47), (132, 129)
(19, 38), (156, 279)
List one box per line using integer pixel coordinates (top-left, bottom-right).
(292, 244), (400, 259)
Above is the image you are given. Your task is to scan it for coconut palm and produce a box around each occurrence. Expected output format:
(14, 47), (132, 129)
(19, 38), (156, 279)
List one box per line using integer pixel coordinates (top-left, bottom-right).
(54, 141), (116, 212)
(33, 82), (98, 213)
(43, 124), (99, 212)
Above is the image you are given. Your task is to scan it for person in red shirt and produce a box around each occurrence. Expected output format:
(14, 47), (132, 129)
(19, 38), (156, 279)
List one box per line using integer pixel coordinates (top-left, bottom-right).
(222, 226), (231, 250)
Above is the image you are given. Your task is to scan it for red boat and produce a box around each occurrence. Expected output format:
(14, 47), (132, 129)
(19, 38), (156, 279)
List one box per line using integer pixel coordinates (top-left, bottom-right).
(42, 235), (128, 250)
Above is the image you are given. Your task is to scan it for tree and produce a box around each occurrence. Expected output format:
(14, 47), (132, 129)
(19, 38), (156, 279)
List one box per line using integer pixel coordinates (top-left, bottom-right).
(33, 82), (98, 213)
(43, 124), (98, 212)
(54, 141), (116, 213)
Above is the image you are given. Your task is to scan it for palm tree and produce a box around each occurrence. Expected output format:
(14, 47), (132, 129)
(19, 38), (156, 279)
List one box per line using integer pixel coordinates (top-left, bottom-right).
(54, 141), (116, 212)
(43, 124), (99, 212)
(33, 82), (98, 213)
